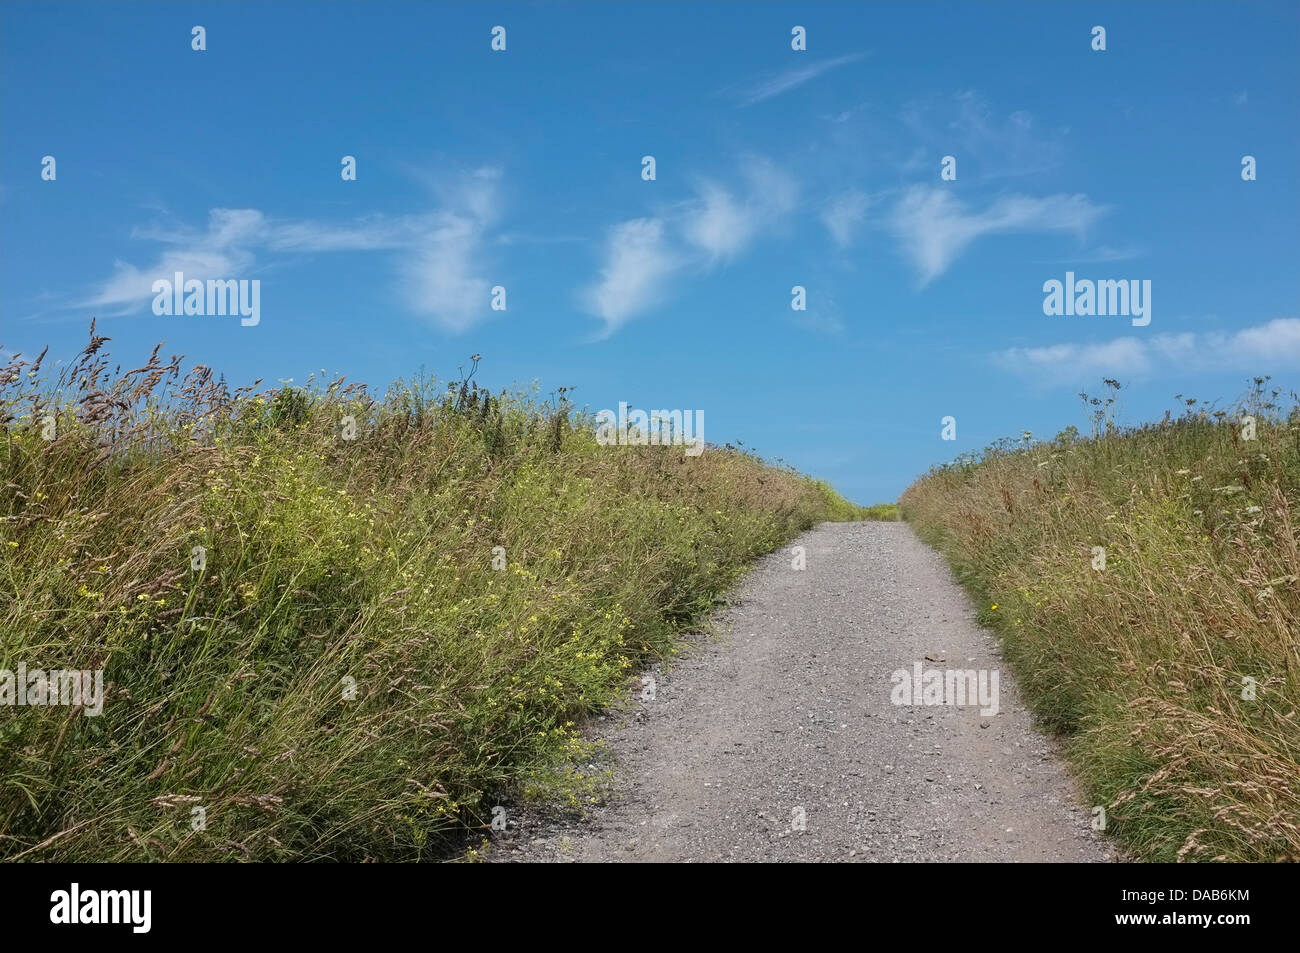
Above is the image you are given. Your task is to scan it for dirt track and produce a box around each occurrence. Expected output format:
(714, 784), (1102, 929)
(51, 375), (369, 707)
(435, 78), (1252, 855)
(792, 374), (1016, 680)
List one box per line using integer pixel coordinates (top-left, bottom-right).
(493, 521), (1115, 862)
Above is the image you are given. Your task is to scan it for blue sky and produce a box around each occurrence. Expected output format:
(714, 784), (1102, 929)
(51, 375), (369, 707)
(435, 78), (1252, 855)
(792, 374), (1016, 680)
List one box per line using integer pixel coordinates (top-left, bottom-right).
(2, 1), (1297, 503)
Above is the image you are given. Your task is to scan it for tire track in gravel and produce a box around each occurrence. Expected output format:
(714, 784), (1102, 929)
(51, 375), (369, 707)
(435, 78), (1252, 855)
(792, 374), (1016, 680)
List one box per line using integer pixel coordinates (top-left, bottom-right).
(492, 521), (1116, 862)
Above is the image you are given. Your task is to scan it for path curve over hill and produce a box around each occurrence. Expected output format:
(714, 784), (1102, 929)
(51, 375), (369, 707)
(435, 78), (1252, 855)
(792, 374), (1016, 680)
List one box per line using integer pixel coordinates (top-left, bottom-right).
(494, 521), (1115, 863)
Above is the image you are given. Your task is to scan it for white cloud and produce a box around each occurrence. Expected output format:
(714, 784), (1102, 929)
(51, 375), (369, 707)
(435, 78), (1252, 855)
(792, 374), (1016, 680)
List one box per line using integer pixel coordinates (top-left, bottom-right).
(81, 208), (269, 312)
(583, 157), (799, 333)
(1159, 318), (1300, 367)
(264, 218), (418, 253)
(75, 168), (504, 333)
(681, 183), (752, 261)
(996, 337), (1151, 377)
(1037, 244), (1145, 265)
(399, 213), (493, 334)
(84, 256), (256, 314)
(681, 157), (799, 262)
(901, 91), (1066, 180)
(397, 168), (501, 332)
(1234, 319), (1300, 355)
(821, 189), (869, 247)
(996, 318), (1300, 381)
(742, 156), (800, 214)
(581, 218), (681, 338)
(729, 53), (866, 106)
(889, 186), (1108, 284)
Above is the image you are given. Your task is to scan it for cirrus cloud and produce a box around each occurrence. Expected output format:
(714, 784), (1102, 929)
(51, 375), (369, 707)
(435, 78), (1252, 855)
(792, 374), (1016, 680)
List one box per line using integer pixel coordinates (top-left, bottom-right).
(74, 168), (505, 334)
(890, 187), (1108, 285)
(995, 318), (1300, 382)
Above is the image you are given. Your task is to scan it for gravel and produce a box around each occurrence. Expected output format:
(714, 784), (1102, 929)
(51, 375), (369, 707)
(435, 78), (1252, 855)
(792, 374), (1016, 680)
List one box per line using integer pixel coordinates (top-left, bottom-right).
(491, 521), (1116, 863)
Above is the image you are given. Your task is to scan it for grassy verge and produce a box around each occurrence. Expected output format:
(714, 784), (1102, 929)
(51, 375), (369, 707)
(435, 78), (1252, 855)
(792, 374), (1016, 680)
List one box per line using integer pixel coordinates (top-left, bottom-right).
(0, 327), (864, 861)
(900, 380), (1300, 862)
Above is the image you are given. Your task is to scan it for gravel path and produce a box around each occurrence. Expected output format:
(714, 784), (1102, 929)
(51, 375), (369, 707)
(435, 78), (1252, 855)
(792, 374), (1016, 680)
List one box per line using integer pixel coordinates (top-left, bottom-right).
(492, 521), (1115, 863)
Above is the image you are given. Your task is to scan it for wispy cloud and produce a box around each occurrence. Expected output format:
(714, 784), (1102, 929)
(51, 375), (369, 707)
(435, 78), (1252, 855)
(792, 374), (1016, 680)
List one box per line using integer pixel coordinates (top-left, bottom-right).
(399, 167), (501, 333)
(728, 52), (866, 107)
(81, 208), (263, 313)
(889, 186), (1108, 285)
(581, 218), (681, 339)
(681, 156), (799, 261)
(821, 189), (869, 248)
(901, 90), (1067, 180)
(680, 183), (752, 261)
(1037, 244), (1145, 265)
(75, 167), (505, 333)
(996, 337), (1152, 377)
(994, 318), (1300, 381)
(581, 156), (799, 335)
(790, 297), (845, 335)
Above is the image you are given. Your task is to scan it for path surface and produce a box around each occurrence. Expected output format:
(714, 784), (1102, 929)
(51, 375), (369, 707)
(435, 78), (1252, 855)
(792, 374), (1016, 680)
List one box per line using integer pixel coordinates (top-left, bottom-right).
(493, 521), (1115, 863)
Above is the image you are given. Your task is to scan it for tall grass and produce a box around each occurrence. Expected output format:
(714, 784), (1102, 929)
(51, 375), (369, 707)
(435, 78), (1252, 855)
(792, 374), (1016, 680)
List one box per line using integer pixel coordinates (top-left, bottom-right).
(901, 379), (1300, 862)
(0, 324), (864, 861)
(859, 502), (900, 521)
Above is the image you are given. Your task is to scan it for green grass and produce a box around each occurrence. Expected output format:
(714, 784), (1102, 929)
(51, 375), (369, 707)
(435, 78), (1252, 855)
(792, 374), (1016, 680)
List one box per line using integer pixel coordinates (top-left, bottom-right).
(0, 328), (864, 861)
(901, 379), (1300, 862)
(859, 502), (900, 521)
